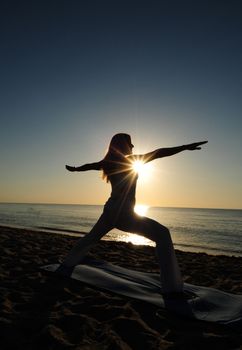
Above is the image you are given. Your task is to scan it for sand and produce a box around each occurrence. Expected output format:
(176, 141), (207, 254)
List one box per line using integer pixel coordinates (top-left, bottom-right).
(0, 225), (242, 349)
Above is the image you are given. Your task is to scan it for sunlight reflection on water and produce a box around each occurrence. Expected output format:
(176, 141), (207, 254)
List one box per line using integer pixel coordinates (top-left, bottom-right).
(107, 231), (154, 246)
(134, 204), (149, 216)
(106, 204), (154, 246)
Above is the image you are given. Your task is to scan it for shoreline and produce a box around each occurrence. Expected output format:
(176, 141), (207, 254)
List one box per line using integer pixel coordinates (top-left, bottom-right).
(1, 223), (241, 258)
(1, 225), (242, 349)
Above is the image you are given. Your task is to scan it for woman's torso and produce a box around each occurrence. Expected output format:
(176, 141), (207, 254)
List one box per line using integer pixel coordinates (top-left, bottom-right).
(103, 157), (138, 212)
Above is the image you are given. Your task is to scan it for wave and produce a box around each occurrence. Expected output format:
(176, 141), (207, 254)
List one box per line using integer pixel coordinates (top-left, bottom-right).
(36, 226), (84, 236)
(175, 242), (242, 256)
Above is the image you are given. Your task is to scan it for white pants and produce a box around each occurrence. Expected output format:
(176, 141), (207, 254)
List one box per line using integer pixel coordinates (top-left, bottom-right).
(62, 199), (183, 293)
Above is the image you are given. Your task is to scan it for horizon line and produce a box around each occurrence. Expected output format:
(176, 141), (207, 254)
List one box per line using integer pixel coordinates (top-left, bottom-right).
(0, 201), (241, 211)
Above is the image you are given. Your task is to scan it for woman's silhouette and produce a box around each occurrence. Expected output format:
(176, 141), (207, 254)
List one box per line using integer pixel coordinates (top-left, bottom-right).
(58, 133), (207, 295)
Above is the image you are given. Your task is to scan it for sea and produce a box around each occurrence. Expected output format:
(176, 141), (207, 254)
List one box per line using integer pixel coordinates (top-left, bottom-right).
(0, 203), (242, 257)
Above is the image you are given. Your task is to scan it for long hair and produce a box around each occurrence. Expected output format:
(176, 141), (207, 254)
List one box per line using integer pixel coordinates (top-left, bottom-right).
(102, 133), (132, 182)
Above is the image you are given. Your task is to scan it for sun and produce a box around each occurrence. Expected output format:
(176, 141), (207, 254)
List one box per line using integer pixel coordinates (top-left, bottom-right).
(132, 160), (144, 174)
(132, 160), (153, 181)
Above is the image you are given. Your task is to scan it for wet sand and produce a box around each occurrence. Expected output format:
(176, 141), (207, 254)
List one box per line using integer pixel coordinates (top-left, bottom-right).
(1, 225), (242, 349)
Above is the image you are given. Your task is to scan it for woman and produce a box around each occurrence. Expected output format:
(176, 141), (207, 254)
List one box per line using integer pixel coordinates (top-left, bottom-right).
(58, 133), (207, 296)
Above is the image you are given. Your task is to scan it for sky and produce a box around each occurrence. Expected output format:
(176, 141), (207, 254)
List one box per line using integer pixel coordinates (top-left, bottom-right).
(0, 0), (242, 209)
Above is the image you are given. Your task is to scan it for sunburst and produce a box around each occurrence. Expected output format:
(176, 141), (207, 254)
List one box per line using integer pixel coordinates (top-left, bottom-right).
(132, 159), (153, 181)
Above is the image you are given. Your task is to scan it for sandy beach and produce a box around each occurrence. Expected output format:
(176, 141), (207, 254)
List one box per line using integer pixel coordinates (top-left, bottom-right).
(1, 225), (242, 349)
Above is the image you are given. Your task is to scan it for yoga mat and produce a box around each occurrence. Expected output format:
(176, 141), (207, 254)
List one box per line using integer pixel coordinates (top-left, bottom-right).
(43, 258), (242, 328)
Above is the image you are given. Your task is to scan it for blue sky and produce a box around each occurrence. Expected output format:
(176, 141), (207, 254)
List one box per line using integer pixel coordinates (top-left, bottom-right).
(1, 0), (242, 208)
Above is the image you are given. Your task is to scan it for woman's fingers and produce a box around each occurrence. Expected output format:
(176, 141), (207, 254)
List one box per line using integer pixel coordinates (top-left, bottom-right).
(197, 141), (208, 146)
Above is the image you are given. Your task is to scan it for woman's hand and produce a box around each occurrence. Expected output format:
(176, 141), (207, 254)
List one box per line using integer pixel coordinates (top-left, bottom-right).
(66, 165), (76, 172)
(186, 141), (208, 151)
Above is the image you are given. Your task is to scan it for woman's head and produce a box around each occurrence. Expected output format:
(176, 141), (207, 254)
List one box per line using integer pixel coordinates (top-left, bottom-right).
(107, 133), (134, 156)
(102, 133), (134, 182)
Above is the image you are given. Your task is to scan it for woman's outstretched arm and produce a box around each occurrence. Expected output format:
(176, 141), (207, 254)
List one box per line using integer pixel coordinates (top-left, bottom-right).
(132, 141), (208, 163)
(66, 161), (103, 172)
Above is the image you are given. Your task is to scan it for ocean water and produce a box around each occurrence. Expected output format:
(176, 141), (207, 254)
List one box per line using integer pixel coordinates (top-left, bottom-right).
(0, 203), (242, 257)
